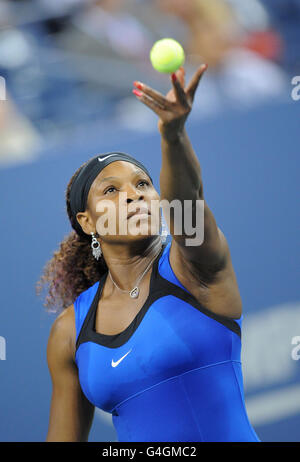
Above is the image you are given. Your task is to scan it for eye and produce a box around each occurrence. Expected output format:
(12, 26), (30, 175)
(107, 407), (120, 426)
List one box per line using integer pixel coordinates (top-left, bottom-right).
(137, 180), (149, 187)
(104, 180), (149, 195)
(104, 186), (116, 195)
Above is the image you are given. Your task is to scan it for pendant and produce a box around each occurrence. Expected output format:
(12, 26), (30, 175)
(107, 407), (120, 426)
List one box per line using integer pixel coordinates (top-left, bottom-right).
(130, 287), (139, 298)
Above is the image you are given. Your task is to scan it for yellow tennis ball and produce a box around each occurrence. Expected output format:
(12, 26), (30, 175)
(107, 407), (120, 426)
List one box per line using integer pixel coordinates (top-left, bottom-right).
(150, 38), (185, 74)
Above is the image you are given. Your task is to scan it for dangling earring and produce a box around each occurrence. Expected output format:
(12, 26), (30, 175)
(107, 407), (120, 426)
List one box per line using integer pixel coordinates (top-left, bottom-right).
(91, 232), (102, 260)
(160, 214), (169, 243)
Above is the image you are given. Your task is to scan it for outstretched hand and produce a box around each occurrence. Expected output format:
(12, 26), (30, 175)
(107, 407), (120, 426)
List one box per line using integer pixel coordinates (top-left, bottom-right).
(133, 64), (207, 139)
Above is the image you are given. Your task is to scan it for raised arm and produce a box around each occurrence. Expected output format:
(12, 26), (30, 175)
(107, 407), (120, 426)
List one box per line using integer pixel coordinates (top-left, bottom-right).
(46, 305), (95, 442)
(133, 65), (228, 274)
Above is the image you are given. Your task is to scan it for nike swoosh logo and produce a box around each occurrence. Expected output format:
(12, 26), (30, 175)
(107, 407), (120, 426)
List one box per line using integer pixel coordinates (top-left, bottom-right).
(111, 349), (132, 368)
(98, 154), (116, 162)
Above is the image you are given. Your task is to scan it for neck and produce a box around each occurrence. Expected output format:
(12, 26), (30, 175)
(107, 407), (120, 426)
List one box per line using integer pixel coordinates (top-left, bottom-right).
(101, 236), (162, 291)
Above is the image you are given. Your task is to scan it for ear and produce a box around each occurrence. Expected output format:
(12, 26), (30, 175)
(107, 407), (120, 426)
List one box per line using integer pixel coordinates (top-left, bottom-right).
(76, 211), (95, 236)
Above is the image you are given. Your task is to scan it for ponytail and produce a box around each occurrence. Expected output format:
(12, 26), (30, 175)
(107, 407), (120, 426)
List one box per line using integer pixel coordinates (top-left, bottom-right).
(36, 163), (107, 312)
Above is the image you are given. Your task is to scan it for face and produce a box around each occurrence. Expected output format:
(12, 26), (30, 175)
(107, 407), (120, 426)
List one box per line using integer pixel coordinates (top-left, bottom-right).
(76, 161), (161, 243)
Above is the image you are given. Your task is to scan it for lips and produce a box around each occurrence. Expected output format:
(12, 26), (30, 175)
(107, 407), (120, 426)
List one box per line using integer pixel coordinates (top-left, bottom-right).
(127, 206), (151, 220)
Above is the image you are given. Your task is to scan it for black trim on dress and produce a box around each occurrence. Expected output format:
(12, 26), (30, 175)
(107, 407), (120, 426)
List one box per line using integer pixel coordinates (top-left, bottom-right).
(75, 243), (241, 351)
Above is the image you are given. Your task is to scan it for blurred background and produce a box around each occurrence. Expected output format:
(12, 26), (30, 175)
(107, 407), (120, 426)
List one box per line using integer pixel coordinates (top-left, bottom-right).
(0, 0), (299, 442)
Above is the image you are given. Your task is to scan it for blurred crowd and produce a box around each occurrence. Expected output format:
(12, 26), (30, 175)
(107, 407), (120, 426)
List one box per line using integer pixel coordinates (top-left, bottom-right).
(0, 0), (298, 165)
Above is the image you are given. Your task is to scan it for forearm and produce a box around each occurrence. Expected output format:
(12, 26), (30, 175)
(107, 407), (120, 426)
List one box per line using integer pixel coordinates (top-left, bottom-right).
(160, 127), (203, 204)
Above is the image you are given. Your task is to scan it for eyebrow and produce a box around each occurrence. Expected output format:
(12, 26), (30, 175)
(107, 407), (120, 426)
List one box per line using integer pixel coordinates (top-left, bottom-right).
(98, 169), (146, 186)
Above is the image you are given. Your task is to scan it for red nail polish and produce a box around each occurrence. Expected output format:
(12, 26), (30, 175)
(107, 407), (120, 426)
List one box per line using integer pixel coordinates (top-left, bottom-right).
(171, 73), (177, 82)
(133, 81), (143, 90)
(132, 89), (142, 97)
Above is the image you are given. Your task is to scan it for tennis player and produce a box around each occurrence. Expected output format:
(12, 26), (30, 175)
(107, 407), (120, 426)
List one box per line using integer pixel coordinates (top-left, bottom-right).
(39, 64), (260, 442)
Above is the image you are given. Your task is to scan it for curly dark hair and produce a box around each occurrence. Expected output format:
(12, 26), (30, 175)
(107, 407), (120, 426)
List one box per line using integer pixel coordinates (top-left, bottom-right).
(36, 162), (108, 312)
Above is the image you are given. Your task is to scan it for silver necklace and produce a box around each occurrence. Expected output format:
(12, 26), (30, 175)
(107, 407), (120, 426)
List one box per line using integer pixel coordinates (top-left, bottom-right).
(108, 243), (162, 299)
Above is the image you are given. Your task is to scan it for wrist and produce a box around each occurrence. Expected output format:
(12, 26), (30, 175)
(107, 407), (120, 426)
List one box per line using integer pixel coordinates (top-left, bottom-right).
(160, 125), (186, 144)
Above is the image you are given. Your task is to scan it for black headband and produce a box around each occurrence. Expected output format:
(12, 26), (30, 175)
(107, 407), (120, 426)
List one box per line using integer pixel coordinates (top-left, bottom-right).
(69, 152), (153, 235)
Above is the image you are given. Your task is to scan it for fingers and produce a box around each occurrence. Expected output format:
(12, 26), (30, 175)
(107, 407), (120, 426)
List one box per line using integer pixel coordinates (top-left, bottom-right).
(132, 63), (207, 113)
(133, 81), (171, 109)
(170, 72), (190, 108)
(185, 64), (208, 102)
(132, 89), (166, 115)
(177, 66), (185, 88)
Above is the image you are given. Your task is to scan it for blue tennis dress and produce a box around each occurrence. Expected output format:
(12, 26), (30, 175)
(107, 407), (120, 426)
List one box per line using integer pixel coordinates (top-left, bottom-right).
(74, 241), (260, 442)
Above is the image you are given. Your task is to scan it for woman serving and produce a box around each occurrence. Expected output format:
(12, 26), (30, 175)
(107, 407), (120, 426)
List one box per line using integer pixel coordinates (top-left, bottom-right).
(40, 64), (260, 442)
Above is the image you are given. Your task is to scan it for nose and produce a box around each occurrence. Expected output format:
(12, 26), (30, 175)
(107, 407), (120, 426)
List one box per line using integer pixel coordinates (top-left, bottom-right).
(125, 185), (145, 203)
(126, 191), (146, 219)
(126, 195), (144, 204)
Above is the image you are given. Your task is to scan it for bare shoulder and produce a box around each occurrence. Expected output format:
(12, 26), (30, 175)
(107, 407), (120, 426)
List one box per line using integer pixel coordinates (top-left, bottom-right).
(169, 236), (242, 319)
(47, 304), (77, 366)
